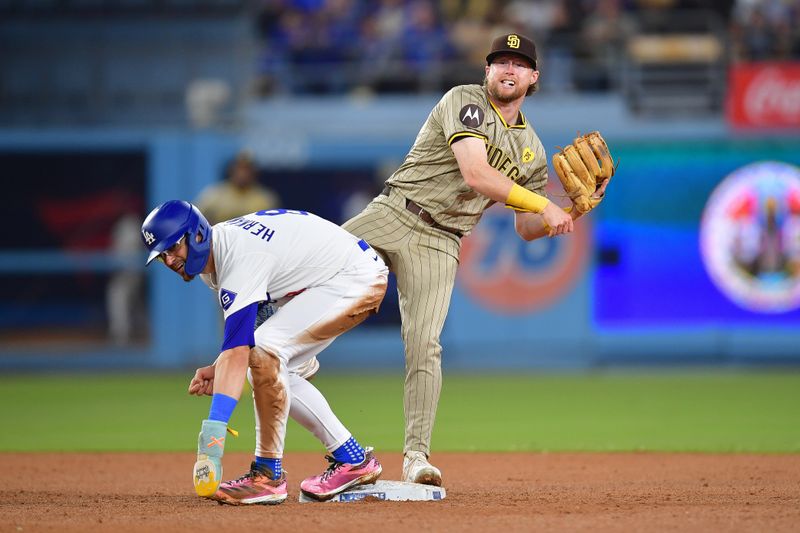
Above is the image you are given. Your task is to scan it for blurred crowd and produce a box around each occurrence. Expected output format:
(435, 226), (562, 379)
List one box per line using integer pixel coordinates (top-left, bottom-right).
(252, 0), (800, 96)
(730, 0), (800, 62)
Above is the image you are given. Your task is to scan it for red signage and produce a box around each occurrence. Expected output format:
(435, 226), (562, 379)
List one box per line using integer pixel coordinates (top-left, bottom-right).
(727, 63), (800, 128)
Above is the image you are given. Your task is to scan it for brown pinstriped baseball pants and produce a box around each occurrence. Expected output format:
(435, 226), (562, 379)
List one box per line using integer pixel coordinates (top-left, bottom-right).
(342, 187), (460, 456)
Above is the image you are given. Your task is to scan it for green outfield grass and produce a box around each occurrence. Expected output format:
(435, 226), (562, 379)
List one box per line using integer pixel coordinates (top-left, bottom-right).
(1, 371), (798, 453)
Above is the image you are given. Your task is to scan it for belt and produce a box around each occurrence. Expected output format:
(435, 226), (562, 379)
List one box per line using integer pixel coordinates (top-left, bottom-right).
(381, 185), (463, 238)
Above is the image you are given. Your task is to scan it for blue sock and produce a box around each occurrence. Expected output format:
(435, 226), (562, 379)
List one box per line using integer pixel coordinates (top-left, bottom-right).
(254, 456), (282, 479)
(332, 436), (365, 464)
(208, 393), (237, 424)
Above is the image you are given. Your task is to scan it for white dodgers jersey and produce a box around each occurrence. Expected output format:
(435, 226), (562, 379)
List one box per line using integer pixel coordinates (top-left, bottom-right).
(199, 209), (375, 320)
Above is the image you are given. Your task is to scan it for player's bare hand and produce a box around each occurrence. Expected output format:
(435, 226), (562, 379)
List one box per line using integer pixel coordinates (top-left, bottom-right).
(542, 201), (573, 237)
(188, 365), (216, 396)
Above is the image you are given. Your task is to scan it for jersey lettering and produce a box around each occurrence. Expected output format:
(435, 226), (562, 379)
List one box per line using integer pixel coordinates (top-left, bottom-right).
(201, 211), (385, 324)
(225, 217), (277, 241)
(498, 156), (512, 174)
(249, 223), (275, 241)
(388, 85), (545, 232)
(485, 143), (522, 180)
(487, 145), (501, 167)
(226, 217), (248, 227)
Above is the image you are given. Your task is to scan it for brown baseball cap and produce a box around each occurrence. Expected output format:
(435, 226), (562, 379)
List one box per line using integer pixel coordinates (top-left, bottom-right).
(486, 33), (537, 69)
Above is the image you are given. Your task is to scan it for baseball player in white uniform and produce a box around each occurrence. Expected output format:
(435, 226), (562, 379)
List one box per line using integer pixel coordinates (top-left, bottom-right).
(141, 200), (387, 505)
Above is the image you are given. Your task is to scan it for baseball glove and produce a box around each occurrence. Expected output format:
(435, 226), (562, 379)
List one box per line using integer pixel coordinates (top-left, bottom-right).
(552, 131), (616, 214)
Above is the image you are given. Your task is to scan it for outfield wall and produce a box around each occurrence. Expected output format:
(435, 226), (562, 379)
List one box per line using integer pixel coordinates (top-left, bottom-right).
(1, 95), (799, 370)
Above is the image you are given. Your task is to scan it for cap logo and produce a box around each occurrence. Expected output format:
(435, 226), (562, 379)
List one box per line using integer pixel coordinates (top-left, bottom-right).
(142, 230), (155, 245)
(507, 35), (520, 49)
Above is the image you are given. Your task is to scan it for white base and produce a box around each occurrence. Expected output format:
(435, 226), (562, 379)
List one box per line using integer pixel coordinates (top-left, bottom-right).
(298, 480), (446, 503)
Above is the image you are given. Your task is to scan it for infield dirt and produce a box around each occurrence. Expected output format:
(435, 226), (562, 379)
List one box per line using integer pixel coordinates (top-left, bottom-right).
(2, 452), (799, 532)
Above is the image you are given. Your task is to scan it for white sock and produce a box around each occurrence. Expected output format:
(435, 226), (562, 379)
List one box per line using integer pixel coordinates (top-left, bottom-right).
(288, 372), (351, 452)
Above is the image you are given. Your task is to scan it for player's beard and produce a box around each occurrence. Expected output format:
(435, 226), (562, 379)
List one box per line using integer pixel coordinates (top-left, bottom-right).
(484, 75), (528, 104)
(170, 260), (195, 282)
(179, 265), (195, 282)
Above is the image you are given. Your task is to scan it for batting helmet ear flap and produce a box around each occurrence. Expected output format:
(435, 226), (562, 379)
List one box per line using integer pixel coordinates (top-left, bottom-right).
(141, 200), (212, 276)
(185, 211), (213, 276)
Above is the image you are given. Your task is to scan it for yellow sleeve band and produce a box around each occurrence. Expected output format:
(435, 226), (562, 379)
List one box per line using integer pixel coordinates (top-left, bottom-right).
(505, 183), (550, 214)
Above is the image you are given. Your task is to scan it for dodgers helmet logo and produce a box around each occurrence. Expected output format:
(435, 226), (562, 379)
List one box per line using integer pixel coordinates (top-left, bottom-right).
(219, 288), (237, 311)
(458, 201), (590, 313)
(700, 161), (800, 313)
(142, 230), (155, 245)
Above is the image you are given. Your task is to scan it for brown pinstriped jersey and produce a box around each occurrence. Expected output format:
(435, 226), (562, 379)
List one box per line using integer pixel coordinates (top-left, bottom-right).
(386, 84), (548, 235)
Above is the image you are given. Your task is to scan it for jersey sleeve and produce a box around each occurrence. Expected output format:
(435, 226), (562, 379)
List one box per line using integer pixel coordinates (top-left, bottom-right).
(434, 86), (490, 146)
(215, 254), (274, 350)
(221, 302), (258, 351)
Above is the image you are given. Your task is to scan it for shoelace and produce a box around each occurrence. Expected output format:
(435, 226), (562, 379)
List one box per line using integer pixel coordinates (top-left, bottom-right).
(230, 471), (257, 485)
(320, 455), (346, 481)
(231, 463), (270, 485)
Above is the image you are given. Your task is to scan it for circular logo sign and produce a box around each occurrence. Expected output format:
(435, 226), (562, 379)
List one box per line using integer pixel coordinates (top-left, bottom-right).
(458, 203), (590, 314)
(700, 161), (800, 313)
(458, 104), (485, 128)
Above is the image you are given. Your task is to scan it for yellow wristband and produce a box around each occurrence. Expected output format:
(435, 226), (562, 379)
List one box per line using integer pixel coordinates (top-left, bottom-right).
(505, 183), (550, 214)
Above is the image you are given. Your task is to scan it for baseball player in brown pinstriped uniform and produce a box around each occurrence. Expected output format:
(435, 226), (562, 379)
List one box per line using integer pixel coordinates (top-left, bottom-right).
(343, 33), (610, 486)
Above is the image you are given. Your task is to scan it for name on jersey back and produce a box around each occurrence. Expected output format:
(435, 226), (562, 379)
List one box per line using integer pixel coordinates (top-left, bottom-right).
(225, 216), (276, 241)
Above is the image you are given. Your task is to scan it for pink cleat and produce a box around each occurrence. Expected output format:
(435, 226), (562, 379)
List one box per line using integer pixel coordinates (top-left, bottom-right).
(210, 462), (288, 506)
(300, 447), (382, 501)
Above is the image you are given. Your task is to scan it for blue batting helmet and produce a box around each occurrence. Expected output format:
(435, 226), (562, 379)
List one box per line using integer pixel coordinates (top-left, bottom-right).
(141, 200), (212, 276)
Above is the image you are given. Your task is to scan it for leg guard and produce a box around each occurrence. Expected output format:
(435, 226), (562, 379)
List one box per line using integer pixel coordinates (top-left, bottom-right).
(193, 419), (227, 497)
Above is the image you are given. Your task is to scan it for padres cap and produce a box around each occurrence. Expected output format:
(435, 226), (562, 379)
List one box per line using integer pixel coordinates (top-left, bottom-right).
(486, 33), (537, 69)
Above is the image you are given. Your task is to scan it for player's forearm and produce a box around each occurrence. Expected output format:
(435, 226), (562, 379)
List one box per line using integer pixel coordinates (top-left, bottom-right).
(453, 137), (549, 211)
(463, 163), (554, 216)
(516, 204), (580, 241)
(463, 163), (549, 212)
(462, 164), (514, 203)
(209, 345), (250, 400)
